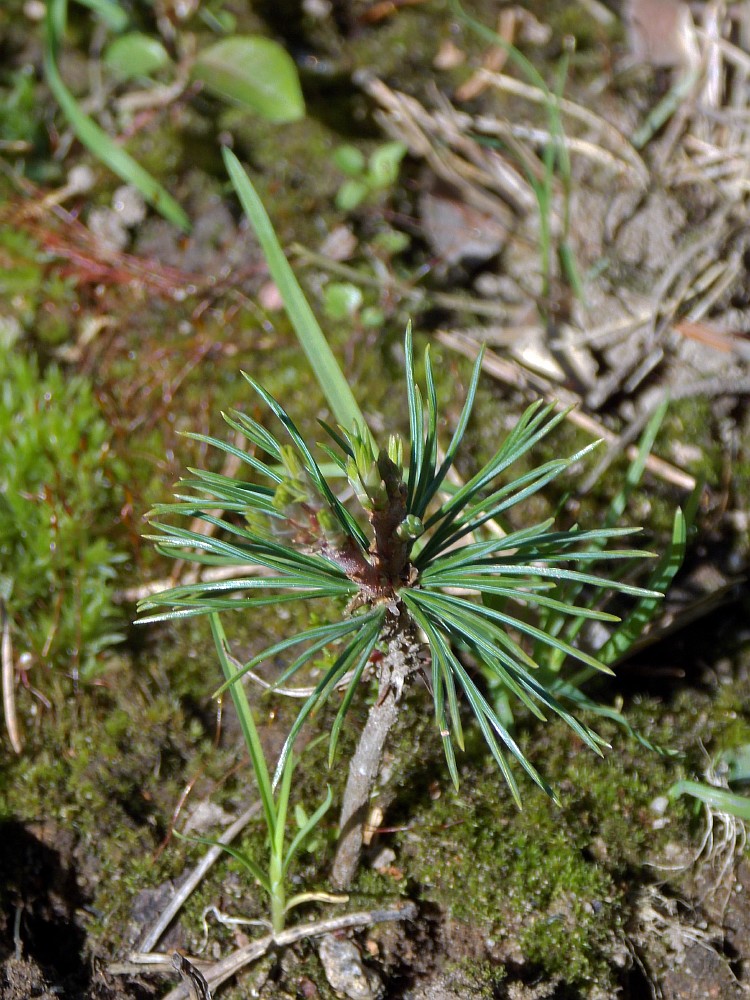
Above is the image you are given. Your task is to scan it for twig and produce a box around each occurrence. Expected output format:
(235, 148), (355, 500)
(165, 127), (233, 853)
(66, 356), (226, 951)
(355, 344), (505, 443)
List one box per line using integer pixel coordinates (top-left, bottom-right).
(137, 801), (261, 953)
(1, 599), (21, 754)
(118, 902), (418, 998)
(438, 330), (696, 492)
(227, 652), (355, 699)
(172, 952), (213, 1000)
(581, 373), (750, 493)
(331, 607), (422, 889)
(477, 70), (650, 186)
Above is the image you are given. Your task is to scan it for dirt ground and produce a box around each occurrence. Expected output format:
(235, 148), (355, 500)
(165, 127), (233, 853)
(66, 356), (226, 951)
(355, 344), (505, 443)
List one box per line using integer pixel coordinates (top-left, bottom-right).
(2, 0), (750, 997)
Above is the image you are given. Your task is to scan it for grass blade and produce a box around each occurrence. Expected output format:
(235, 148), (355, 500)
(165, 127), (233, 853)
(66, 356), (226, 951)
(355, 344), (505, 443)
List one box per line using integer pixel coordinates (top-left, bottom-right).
(223, 147), (368, 438)
(210, 614), (276, 834)
(45, 0), (189, 231)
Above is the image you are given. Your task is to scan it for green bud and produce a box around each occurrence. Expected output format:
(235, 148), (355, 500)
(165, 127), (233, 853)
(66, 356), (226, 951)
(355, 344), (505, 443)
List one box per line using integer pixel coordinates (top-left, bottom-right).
(396, 514), (424, 540)
(387, 434), (403, 475)
(361, 458), (382, 494)
(377, 452), (405, 498)
(279, 444), (304, 480)
(317, 506), (347, 546)
(273, 480), (298, 512)
(346, 456), (371, 509)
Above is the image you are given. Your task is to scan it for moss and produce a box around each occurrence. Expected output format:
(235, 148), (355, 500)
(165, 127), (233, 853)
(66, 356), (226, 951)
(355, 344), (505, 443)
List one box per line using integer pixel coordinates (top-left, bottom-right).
(0, 227), (78, 346)
(389, 699), (690, 991)
(0, 351), (128, 691)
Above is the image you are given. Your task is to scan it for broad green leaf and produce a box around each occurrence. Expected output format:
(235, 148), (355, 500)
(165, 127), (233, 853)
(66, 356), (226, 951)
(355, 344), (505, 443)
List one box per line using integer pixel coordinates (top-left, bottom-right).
(193, 36), (305, 123)
(103, 33), (172, 80)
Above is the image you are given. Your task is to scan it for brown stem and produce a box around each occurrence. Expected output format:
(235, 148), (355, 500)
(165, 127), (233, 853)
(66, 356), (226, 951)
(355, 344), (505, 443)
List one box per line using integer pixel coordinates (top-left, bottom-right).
(370, 452), (409, 583)
(331, 605), (421, 889)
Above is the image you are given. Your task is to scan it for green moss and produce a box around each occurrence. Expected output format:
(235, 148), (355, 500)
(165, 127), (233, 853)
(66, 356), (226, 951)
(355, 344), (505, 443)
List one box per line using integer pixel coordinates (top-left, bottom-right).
(389, 699), (688, 990)
(0, 350), (128, 691)
(0, 227), (78, 346)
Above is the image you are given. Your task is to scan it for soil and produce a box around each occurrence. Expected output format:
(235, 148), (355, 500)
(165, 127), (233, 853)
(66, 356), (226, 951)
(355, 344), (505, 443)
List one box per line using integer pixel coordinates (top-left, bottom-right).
(1, 0), (750, 998)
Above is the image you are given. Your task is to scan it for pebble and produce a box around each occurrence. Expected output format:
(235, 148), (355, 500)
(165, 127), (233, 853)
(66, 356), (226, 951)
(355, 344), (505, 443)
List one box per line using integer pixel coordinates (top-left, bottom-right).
(317, 934), (384, 1000)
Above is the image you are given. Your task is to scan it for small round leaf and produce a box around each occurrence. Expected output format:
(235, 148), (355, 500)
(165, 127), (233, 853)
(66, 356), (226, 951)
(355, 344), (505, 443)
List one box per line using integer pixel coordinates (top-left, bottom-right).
(192, 36), (305, 123)
(103, 33), (172, 80)
(323, 282), (363, 320)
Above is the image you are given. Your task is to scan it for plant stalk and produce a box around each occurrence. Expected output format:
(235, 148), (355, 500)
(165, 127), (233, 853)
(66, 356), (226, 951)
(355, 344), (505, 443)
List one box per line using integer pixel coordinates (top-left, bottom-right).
(269, 853), (286, 934)
(331, 605), (421, 889)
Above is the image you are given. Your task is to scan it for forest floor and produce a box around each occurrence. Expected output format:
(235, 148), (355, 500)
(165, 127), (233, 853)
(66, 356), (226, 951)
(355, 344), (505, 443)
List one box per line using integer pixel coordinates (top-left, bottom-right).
(1, 0), (750, 997)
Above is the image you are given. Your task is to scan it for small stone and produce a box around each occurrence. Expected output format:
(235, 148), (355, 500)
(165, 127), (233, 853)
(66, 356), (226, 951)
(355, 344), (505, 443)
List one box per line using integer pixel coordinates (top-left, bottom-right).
(370, 847), (396, 872)
(88, 207), (128, 252)
(67, 164), (95, 195)
(433, 40), (465, 71)
(320, 225), (357, 262)
(23, 0), (45, 20)
(182, 800), (234, 835)
(302, 0), (331, 17)
(317, 935), (383, 1000)
(624, 0), (699, 70)
(650, 795), (670, 816)
(112, 185), (147, 227)
(258, 281), (284, 311)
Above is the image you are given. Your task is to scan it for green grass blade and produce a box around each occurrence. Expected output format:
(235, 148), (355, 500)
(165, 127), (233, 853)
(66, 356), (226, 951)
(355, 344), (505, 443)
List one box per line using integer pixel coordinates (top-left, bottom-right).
(328, 615), (384, 765)
(210, 614), (276, 835)
(212, 614), (379, 696)
(668, 781), (750, 821)
(274, 749), (294, 858)
(45, 0), (189, 230)
(596, 509), (686, 667)
(419, 345), (485, 514)
(222, 147), (368, 437)
(272, 626), (380, 787)
(174, 830), (272, 894)
(283, 785), (334, 874)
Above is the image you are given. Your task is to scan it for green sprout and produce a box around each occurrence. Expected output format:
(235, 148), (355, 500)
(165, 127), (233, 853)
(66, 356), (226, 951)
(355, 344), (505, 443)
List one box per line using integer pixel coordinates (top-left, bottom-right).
(140, 325), (660, 885)
(333, 141), (408, 212)
(179, 615), (346, 935)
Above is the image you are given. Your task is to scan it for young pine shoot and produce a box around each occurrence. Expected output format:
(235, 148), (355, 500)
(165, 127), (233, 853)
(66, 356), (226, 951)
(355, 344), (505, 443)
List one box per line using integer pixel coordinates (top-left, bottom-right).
(141, 328), (660, 887)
